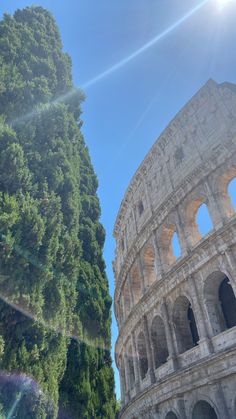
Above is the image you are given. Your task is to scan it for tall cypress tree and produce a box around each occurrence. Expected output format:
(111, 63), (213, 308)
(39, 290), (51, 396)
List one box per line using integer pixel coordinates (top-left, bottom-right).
(0, 6), (117, 418)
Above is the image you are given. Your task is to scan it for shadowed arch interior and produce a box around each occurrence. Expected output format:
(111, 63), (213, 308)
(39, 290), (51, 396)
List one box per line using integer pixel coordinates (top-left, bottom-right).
(137, 332), (148, 380)
(151, 315), (169, 369)
(143, 245), (156, 286)
(192, 400), (218, 419)
(165, 412), (178, 419)
(204, 271), (236, 335)
(130, 265), (142, 305)
(127, 345), (135, 389)
(173, 296), (199, 354)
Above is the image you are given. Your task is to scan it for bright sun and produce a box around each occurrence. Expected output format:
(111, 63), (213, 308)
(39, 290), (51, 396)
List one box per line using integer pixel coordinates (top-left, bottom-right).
(217, 0), (234, 6)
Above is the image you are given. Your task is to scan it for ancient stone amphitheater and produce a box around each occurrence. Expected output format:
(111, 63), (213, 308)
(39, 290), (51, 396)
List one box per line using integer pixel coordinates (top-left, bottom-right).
(113, 80), (236, 419)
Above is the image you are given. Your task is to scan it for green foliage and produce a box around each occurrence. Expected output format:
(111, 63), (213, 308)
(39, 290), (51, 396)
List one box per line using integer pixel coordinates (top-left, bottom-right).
(0, 6), (116, 418)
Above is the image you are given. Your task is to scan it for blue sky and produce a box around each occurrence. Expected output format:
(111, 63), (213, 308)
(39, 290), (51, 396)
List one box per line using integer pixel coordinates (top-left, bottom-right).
(1, 0), (236, 399)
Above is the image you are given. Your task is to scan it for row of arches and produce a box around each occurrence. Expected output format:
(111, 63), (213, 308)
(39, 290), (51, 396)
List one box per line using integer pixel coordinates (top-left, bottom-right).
(120, 271), (236, 395)
(165, 400), (218, 419)
(119, 176), (236, 324)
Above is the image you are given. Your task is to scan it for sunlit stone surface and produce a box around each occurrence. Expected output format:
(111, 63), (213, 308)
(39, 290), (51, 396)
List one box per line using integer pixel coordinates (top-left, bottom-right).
(114, 80), (236, 419)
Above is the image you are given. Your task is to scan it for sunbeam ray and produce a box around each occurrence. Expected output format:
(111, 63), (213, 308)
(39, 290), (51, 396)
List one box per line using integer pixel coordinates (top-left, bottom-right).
(81, 0), (209, 89)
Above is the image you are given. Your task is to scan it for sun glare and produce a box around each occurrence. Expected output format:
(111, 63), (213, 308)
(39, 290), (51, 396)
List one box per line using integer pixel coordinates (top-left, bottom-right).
(217, 0), (234, 7)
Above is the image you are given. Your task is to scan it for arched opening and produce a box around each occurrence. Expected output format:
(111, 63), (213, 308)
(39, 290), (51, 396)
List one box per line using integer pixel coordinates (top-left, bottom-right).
(219, 277), (236, 329)
(130, 265), (142, 305)
(172, 232), (181, 258)
(173, 296), (199, 354)
(196, 203), (213, 237)
(228, 177), (236, 211)
(127, 346), (135, 390)
(165, 412), (178, 419)
(151, 316), (169, 369)
(204, 271), (236, 335)
(137, 332), (148, 380)
(192, 400), (218, 419)
(143, 245), (156, 286)
(186, 197), (214, 246)
(161, 224), (180, 266)
(123, 282), (131, 318)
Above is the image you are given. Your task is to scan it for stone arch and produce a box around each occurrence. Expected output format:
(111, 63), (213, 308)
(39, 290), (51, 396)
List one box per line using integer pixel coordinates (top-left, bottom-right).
(204, 271), (236, 335)
(127, 345), (135, 390)
(165, 413), (178, 419)
(123, 280), (131, 318)
(160, 224), (181, 266)
(185, 197), (213, 246)
(218, 167), (236, 217)
(142, 244), (156, 286)
(173, 295), (199, 354)
(130, 264), (142, 305)
(192, 400), (218, 419)
(137, 331), (148, 380)
(151, 315), (169, 369)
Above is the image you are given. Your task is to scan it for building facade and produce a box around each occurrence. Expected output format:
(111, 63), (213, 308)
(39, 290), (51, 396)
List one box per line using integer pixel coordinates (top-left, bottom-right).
(113, 80), (236, 419)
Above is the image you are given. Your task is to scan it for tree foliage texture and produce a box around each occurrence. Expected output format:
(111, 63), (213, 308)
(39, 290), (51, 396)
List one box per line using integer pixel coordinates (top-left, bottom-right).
(0, 7), (117, 418)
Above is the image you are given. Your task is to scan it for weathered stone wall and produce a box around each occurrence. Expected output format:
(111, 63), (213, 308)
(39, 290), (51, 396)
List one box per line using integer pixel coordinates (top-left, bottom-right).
(114, 80), (236, 418)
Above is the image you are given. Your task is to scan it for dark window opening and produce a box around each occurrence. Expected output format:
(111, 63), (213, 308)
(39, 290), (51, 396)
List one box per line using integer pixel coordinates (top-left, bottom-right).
(188, 303), (199, 346)
(219, 277), (236, 329)
(121, 238), (125, 251)
(138, 200), (144, 216)
(192, 401), (218, 419)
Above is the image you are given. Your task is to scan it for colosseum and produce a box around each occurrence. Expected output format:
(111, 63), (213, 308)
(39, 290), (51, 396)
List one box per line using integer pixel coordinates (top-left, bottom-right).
(113, 79), (236, 419)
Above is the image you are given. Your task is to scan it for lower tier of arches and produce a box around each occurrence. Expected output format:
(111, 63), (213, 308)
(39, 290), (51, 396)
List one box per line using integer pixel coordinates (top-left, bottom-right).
(119, 347), (236, 419)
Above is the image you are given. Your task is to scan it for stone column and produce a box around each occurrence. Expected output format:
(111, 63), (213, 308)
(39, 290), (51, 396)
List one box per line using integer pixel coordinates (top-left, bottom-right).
(214, 382), (231, 419)
(162, 301), (179, 370)
(138, 253), (147, 293)
(131, 331), (141, 393)
(128, 274), (135, 308)
(131, 204), (138, 235)
(153, 229), (165, 276)
(177, 399), (187, 419)
(143, 175), (154, 215)
(152, 231), (163, 280)
(204, 180), (224, 228)
(176, 206), (190, 256)
(120, 294), (125, 324)
(207, 176), (231, 222)
(143, 315), (156, 384)
(188, 274), (213, 353)
(119, 365), (126, 407)
(124, 353), (130, 403)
